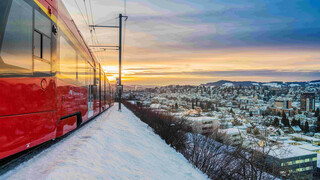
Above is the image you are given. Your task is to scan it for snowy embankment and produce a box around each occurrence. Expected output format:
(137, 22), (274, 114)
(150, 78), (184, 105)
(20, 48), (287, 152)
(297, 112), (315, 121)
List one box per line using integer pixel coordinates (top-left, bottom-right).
(1, 103), (207, 180)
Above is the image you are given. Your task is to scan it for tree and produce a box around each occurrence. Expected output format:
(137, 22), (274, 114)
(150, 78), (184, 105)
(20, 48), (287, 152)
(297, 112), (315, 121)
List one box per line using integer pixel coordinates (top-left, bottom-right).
(277, 111), (281, 117)
(264, 108), (271, 116)
(315, 108), (320, 117)
(297, 119), (302, 130)
(207, 101), (212, 110)
(291, 118), (297, 126)
(281, 112), (289, 127)
(204, 103), (208, 112)
(304, 121), (309, 133)
(273, 118), (280, 127)
(184, 129), (289, 180)
(316, 116), (320, 132)
(253, 128), (260, 136)
(200, 102), (204, 110)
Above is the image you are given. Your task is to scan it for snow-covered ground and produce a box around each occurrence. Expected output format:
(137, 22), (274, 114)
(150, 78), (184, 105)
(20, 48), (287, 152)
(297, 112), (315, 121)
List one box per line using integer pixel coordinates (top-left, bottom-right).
(1, 104), (207, 180)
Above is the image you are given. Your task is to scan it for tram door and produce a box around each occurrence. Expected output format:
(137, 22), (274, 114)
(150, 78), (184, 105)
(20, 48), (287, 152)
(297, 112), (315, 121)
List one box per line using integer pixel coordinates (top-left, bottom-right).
(88, 65), (94, 118)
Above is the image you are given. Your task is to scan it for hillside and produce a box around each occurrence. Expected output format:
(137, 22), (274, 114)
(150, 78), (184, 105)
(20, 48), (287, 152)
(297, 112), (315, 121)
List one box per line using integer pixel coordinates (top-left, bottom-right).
(1, 104), (206, 180)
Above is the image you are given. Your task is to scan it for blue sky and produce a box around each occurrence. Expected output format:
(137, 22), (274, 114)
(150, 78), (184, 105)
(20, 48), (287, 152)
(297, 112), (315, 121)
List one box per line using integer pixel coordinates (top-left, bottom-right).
(64, 0), (320, 85)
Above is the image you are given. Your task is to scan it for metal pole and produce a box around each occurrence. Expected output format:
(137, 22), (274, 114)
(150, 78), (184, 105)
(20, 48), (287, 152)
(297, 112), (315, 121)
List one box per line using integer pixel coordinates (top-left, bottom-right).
(119, 13), (122, 111)
(88, 14), (128, 111)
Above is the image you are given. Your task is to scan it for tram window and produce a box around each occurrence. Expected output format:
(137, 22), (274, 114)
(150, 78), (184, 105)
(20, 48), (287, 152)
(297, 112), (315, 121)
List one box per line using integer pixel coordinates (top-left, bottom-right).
(0, 0), (33, 75)
(43, 36), (51, 61)
(60, 36), (77, 80)
(34, 31), (41, 58)
(78, 56), (86, 85)
(34, 32), (51, 60)
(85, 61), (89, 86)
(35, 10), (51, 37)
(33, 30), (51, 75)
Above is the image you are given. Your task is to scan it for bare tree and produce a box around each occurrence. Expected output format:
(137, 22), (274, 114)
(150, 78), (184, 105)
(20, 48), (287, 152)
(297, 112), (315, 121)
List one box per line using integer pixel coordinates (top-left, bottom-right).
(182, 130), (292, 180)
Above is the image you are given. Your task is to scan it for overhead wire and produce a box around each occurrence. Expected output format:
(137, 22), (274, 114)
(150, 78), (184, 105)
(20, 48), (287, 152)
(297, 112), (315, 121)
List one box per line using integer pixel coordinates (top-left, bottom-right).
(74, 0), (97, 62)
(122, 0), (127, 66)
(88, 0), (100, 60)
(83, 0), (91, 27)
(83, 0), (102, 63)
(92, 16), (119, 63)
(88, 0), (95, 28)
(83, 0), (94, 45)
(74, 0), (89, 26)
(75, 0), (128, 67)
(124, 0), (127, 16)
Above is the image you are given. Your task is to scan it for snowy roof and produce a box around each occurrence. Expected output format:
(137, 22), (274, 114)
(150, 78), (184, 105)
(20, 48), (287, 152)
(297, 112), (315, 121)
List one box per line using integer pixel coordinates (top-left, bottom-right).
(150, 103), (161, 109)
(268, 136), (291, 142)
(291, 126), (302, 132)
(298, 144), (320, 151)
(219, 128), (242, 135)
(289, 133), (320, 142)
(187, 116), (218, 122)
(268, 145), (317, 159)
(289, 84), (301, 87)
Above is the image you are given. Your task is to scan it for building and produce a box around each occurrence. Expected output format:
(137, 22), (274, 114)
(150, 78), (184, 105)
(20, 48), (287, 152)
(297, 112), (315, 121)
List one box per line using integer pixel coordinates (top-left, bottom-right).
(301, 93), (315, 112)
(266, 145), (317, 179)
(219, 128), (245, 145)
(186, 116), (219, 135)
(274, 98), (292, 109)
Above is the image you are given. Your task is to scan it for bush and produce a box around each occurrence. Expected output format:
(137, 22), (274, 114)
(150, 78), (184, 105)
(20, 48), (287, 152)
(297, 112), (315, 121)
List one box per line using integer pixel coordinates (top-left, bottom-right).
(123, 101), (187, 151)
(123, 101), (285, 180)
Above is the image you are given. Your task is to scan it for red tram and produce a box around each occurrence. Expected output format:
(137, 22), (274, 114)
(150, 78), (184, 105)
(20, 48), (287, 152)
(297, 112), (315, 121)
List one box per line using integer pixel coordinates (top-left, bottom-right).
(0, 0), (114, 160)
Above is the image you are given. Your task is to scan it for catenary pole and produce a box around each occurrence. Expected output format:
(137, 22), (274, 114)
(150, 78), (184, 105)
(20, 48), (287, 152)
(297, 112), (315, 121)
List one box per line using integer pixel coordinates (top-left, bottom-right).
(119, 14), (122, 111)
(88, 13), (128, 112)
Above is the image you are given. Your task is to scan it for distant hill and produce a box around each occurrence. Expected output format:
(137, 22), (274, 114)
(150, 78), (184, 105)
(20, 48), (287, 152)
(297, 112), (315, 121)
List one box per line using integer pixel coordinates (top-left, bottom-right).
(123, 85), (157, 90)
(203, 80), (320, 87)
(204, 80), (257, 87)
(310, 80), (320, 83)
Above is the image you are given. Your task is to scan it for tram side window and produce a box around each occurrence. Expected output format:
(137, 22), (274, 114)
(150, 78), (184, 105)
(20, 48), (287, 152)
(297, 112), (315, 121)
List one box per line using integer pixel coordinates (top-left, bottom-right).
(101, 72), (104, 102)
(78, 55), (86, 85)
(34, 11), (51, 37)
(105, 75), (107, 101)
(60, 36), (77, 80)
(88, 65), (94, 106)
(93, 68), (97, 100)
(85, 61), (89, 86)
(33, 10), (51, 75)
(34, 32), (41, 57)
(96, 69), (100, 100)
(0, 0), (33, 76)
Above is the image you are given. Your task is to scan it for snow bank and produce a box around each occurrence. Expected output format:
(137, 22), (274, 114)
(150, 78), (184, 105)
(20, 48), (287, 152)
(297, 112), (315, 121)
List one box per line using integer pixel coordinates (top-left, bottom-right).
(1, 104), (207, 180)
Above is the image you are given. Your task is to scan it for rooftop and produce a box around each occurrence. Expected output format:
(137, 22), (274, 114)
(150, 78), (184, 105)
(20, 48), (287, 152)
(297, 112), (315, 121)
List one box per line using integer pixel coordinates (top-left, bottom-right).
(268, 145), (317, 159)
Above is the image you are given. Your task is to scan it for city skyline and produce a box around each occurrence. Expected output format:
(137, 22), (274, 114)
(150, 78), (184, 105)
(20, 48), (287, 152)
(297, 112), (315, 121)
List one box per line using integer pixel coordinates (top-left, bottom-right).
(63, 0), (320, 85)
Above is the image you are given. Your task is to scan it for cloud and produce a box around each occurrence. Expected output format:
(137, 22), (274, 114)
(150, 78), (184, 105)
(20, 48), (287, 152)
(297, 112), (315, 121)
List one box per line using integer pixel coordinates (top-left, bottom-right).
(128, 0), (320, 50)
(63, 0), (320, 85)
(130, 69), (320, 79)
